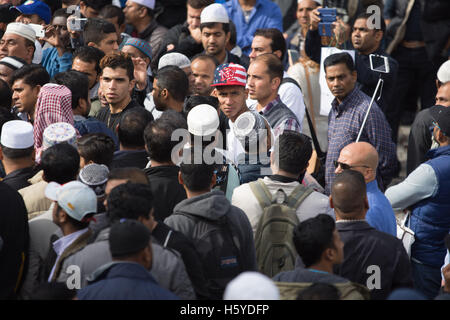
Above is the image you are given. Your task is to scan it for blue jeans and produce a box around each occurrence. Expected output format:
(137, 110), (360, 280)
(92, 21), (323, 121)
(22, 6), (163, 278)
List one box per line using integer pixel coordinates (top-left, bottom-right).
(411, 259), (442, 299)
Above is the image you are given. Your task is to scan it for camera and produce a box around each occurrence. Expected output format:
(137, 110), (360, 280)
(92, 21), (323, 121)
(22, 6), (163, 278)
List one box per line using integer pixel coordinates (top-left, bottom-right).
(318, 8), (337, 37)
(69, 17), (88, 32)
(369, 54), (390, 73)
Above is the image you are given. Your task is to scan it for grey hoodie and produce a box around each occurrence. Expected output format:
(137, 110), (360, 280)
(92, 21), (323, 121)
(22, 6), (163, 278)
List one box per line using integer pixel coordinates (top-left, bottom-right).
(165, 190), (257, 272)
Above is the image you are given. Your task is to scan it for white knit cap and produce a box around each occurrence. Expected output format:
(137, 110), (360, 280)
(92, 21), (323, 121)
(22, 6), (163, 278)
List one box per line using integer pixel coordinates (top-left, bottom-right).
(4, 22), (36, 43)
(437, 60), (450, 84)
(131, 0), (155, 10)
(187, 104), (219, 136)
(200, 3), (229, 24)
(1, 120), (34, 149)
(223, 272), (280, 300)
(158, 52), (191, 70)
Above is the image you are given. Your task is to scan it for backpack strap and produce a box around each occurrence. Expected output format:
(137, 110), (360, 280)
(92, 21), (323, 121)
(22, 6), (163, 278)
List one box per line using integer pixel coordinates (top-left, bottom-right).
(249, 178), (273, 210)
(286, 184), (314, 210)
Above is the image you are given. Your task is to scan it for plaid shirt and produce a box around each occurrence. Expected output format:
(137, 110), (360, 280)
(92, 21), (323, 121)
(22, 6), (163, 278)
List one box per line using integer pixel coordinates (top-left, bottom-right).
(34, 84), (74, 151)
(325, 87), (398, 195)
(259, 96), (301, 139)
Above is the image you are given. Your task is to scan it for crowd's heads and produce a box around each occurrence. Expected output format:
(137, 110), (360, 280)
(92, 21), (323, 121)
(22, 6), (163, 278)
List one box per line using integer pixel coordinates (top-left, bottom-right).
(144, 112), (187, 163)
(80, 0), (113, 18)
(0, 56), (26, 85)
(123, 0), (155, 26)
(0, 78), (12, 109)
(351, 12), (386, 55)
(324, 52), (357, 101)
(296, 0), (320, 29)
(247, 53), (283, 102)
(42, 122), (77, 151)
(223, 272), (280, 300)
(72, 46), (105, 90)
(335, 142), (378, 183)
(200, 3), (230, 57)
(153, 65), (189, 111)
(435, 82), (450, 107)
(83, 18), (119, 55)
(271, 131), (312, 177)
(250, 28), (286, 62)
(77, 133), (115, 168)
(99, 4), (126, 39)
(13, 0), (52, 25)
(158, 53), (193, 93)
(187, 103), (219, 147)
(437, 60), (450, 88)
(0, 120), (34, 160)
(331, 170), (368, 220)
(293, 214), (343, 268)
(78, 163), (109, 199)
(122, 37), (152, 63)
(41, 142), (80, 184)
(50, 8), (71, 50)
(52, 70), (90, 116)
(118, 107), (154, 149)
(184, 94), (219, 114)
(179, 147), (216, 192)
(0, 22), (36, 63)
(186, 0), (215, 30)
(190, 54), (218, 96)
(430, 105), (450, 145)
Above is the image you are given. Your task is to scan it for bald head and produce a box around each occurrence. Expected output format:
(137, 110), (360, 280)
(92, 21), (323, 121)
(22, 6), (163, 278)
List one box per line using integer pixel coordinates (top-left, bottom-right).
(331, 170), (368, 219)
(336, 142), (378, 183)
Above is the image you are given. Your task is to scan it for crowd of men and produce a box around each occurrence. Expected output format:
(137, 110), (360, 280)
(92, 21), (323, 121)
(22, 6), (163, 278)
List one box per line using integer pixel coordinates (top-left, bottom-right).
(0, 0), (449, 301)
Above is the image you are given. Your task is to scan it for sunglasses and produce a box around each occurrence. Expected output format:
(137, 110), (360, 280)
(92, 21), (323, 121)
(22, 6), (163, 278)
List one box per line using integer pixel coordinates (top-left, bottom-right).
(333, 160), (370, 170)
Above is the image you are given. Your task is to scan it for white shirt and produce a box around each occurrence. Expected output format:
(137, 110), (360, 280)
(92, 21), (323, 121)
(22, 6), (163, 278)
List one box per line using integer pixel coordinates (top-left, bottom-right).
(246, 72), (306, 131)
(48, 227), (89, 282)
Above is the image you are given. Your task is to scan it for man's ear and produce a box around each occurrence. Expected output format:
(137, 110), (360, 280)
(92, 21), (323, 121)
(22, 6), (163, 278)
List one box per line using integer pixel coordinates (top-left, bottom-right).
(178, 171), (184, 185)
(119, 23), (126, 34)
(87, 42), (97, 48)
(329, 195), (334, 209)
(273, 50), (282, 60)
(271, 77), (281, 91)
(138, 6), (148, 19)
(129, 78), (136, 91)
(374, 30), (383, 42)
(211, 88), (218, 97)
(33, 85), (42, 97)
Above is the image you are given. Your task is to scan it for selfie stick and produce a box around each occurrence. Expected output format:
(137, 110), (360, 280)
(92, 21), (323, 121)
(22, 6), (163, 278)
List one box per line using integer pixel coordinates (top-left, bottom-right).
(356, 75), (384, 142)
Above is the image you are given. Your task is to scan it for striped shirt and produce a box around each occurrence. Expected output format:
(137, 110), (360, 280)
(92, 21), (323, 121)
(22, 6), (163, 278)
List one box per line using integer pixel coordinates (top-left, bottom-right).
(259, 96), (301, 139)
(325, 87), (398, 195)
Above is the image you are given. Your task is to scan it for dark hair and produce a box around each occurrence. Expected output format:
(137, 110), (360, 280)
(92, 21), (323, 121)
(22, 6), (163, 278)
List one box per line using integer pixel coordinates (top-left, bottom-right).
(184, 95), (219, 114)
(0, 108), (19, 137)
(144, 114), (187, 163)
(293, 214), (336, 268)
(77, 133), (115, 167)
(99, 4), (125, 26)
(1, 145), (34, 159)
(52, 8), (70, 20)
(355, 12), (386, 34)
(81, 0), (113, 11)
(51, 70), (89, 109)
(155, 65), (189, 102)
(324, 52), (355, 72)
(331, 170), (367, 214)
(200, 22), (230, 34)
(0, 79), (11, 109)
(83, 18), (116, 46)
(30, 282), (77, 300)
(108, 167), (149, 184)
(229, 20), (237, 47)
(100, 52), (134, 81)
(297, 283), (341, 300)
(41, 142), (80, 184)
(107, 182), (153, 222)
(254, 28), (287, 61)
(11, 64), (50, 88)
(191, 53), (219, 67)
(73, 46), (105, 74)
(0, 4), (19, 24)
(253, 53), (283, 81)
(118, 108), (154, 148)
(187, 0), (215, 9)
(272, 131), (312, 175)
(180, 148), (215, 192)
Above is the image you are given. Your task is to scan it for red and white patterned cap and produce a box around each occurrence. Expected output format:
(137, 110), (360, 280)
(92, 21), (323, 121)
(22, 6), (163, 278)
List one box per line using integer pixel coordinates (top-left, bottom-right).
(211, 63), (247, 87)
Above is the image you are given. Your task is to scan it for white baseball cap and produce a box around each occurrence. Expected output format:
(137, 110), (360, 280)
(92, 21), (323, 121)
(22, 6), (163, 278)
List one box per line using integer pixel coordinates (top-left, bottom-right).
(1, 120), (34, 149)
(437, 60), (450, 84)
(131, 0), (155, 10)
(200, 3), (229, 24)
(223, 272), (280, 300)
(158, 52), (191, 70)
(45, 181), (98, 221)
(4, 22), (36, 43)
(187, 104), (220, 136)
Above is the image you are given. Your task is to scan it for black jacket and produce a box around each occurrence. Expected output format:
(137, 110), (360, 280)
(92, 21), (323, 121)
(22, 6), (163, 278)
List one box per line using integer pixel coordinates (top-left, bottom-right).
(161, 22), (204, 59)
(110, 150), (149, 170)
(151, 222), (210, 300)
(95, 99), (143, 133)
(144, 165), (187, 221)
(0, 182), (29, 299)
(334, 221), (413, 300)
(3, 166), (40, 191)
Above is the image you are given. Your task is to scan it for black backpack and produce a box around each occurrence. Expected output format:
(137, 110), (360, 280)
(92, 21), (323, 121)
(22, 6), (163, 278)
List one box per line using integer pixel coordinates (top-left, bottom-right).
(175, 213), (243, 300)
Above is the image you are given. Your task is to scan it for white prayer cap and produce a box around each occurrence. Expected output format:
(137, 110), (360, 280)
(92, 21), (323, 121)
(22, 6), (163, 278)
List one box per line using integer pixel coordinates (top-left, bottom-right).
(130, 0), (155, 10)
(158, 52), (191, 70)
(4, 22), (36, 43)
(200, 3), (229, 24)
(187, 104), (219, 136)
(298, 0), (322, 4)
(437, 60), (450, 84)
(223, 272), (280, 300)
(1, 120), (34, 149)
(42, 122), (77, 151)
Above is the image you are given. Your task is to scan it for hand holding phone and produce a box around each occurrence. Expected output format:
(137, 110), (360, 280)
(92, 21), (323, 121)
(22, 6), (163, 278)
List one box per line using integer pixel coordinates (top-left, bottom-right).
(318, 8), (337, 37)
(28, 23), (45, 38)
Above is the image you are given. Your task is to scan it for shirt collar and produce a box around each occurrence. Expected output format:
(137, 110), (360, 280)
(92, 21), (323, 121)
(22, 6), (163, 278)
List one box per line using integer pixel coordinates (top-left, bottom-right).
(366, 179), (379, 192)
(52, 228), (89, 257)
(260, 95), (281, 114)
(331, 87), (358, 113)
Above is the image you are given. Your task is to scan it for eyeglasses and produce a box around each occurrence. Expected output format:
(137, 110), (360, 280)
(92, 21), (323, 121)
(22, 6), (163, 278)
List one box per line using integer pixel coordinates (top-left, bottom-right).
(333, 160), (370, 170)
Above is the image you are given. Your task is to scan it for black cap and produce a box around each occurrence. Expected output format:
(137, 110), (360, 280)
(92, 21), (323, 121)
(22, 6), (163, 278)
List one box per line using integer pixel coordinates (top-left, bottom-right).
(430, 105), (450, 136)
(109, 220), (151, 258)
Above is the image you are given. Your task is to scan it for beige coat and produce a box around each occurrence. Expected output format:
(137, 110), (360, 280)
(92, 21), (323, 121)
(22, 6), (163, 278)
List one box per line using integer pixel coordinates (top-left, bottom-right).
(18, 171), (52, 220)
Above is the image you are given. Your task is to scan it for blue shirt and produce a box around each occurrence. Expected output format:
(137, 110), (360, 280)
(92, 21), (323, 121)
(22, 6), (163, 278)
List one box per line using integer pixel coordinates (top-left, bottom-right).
(366, 180), (397, 236)
(224, 0), (283, 56)
(41, 47), (73, 79)
(325, 87), (398, 195)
